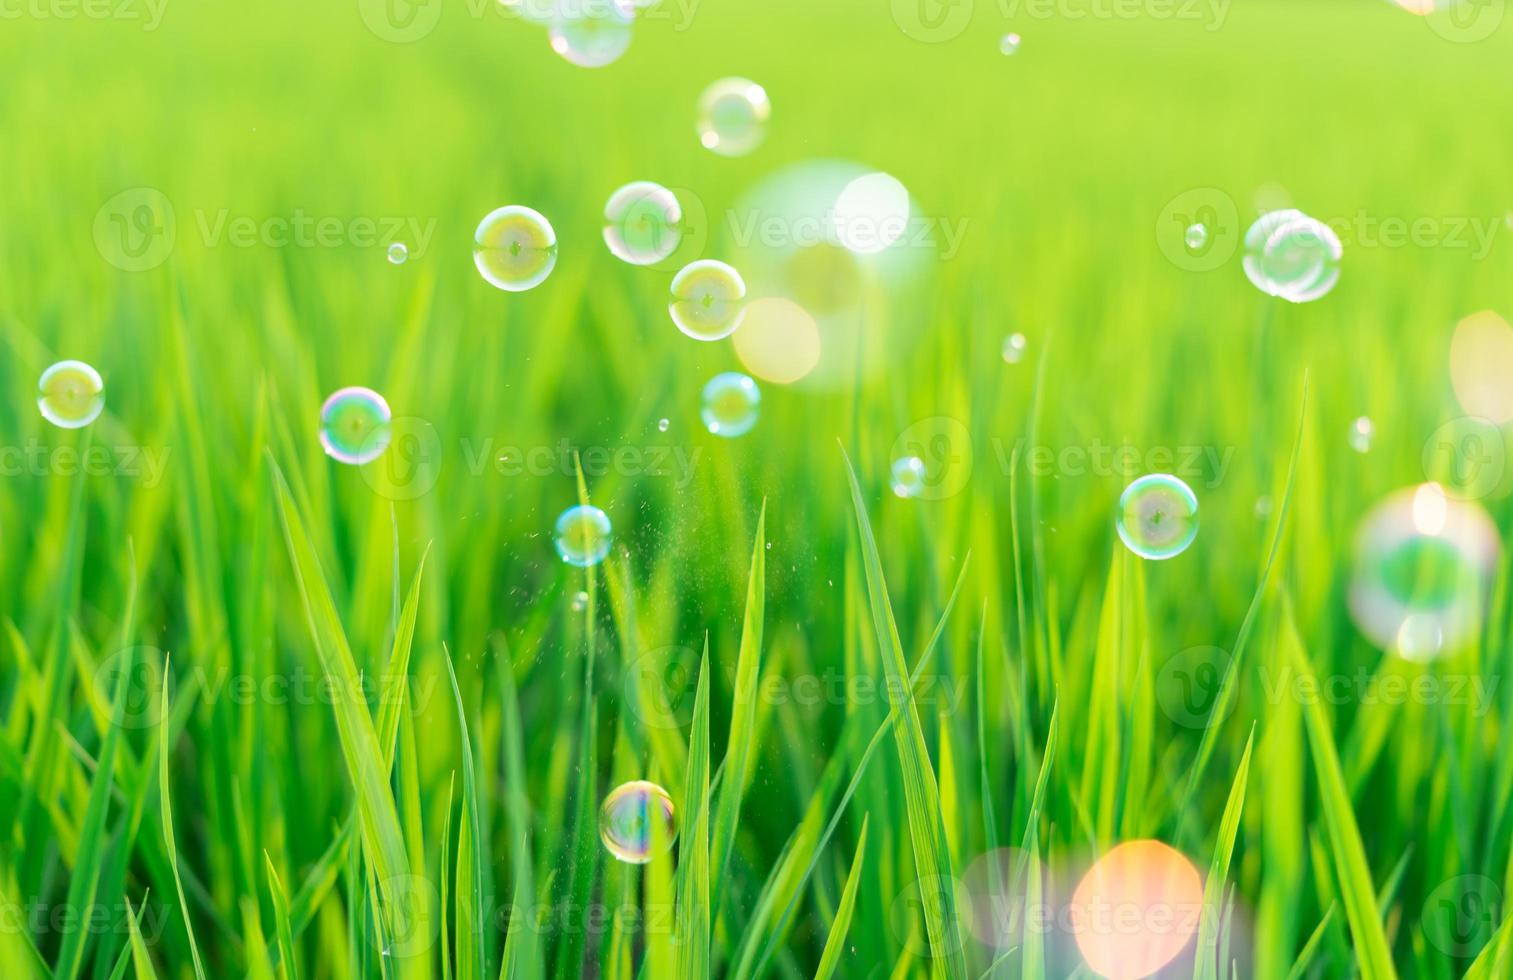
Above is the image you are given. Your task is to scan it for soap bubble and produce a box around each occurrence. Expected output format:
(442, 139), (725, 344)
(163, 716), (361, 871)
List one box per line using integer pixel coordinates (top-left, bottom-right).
(37, 360), (105, 429)
(319, 387), (392, 465)
(1243, 210), (1341, 303)
(696, 77), (770, 157)
(600, 780), (675, 863)
(670, 260), (747, 340)
(1116, 474), (1199, 560)
(603, 181), (683, 266)
(549, 0), (634, 68)
(891, 456), (927, 498)
(386, 242), (408, 265)
(701, 372), (760, 437)
(475, 206), (558, 291)
(554, 504), (613, 567)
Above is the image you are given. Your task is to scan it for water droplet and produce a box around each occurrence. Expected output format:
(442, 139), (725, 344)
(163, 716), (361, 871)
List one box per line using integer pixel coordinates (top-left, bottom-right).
(603, 181), (683, 266)
(1116, 474), (1199, 560)
(386, 242), (408, 265)
(600, 780), (675, 864)
(670, 260), (747, 340)
(1001, 332), (1027, 364)
(891, 456), (928, 498)
(700, 372), (760, 438)
(696, 77), (770, 157)
(474, 205), (558, 292)
(1350, 416), (1375, 453)
(37, 360), (104, 429)
(549, 0), (634, 68)
(319, 387), (392, 465)
(554, 505), (613, 568)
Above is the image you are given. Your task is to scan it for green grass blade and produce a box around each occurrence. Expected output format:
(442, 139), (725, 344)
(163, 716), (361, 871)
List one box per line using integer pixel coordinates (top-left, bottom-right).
(674, 642), (711, 980)
(813, 813), (868, 980)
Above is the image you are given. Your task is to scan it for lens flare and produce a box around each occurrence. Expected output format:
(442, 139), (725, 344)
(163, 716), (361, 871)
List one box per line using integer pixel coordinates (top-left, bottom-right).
(1070, 840), (1203, 980)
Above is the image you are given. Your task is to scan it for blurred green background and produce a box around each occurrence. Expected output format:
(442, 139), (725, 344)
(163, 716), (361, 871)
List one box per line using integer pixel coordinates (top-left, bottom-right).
(1, 0), (1512, 977)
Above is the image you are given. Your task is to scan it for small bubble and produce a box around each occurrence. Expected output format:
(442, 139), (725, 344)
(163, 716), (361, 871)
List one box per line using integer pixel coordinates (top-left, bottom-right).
(999, 32), (1021, 55)
(696, 77), (771, 157)
(1117, 474), (1199, 560)
(603, 182), (683, 266)
(37, 360), (105, 429)
(1184, 223), (1208, 251)
(600, 780), (675, 864)
(891, 456), (928, 498)
(657, 418), (670, 433)
(1002, 332), (1027, 364)
(549, 0), (634, 69)
(571, 590), (589, 612)
(554, 505), (613, 568)
(319, 387), (392, 465)
(701, 372), (760, 438)
(671, 260), (747, 340)
(1243, 210), (1342, 303)
(1350, 416), (1375, 454)
(386, 242), (408, 265)
(1254, 495), (1273, 519)
(474, 205), (558, 292)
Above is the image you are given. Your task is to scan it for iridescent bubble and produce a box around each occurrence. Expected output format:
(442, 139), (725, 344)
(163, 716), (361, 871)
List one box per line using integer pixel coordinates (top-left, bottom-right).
(549, 0), (633, 68)
(891, 456), (927, 498)
(474, 206), (558, 292)
(319, 387), (392, 465)
(599, 780), (675, 864)
(1243, 209), (1342, 303)
(701, 372), (760, 438)
(1002, 333), (1027, 364)
(999, 32), (1021, 55)
(37, 360), (105, 429)
(1071, 840), (1203, 980)
(1116, 474), (1198, 560)
(696, 77), (771, 157)
(554, 504), (613, 568)
(1184, 223), (1208, 251)
(670, 259), (747, 340)
(603, 181), (683, 266)
(657, 417), (670, 433)
(387, 242), (408, 265)
(1349, 483), (1499, 661)
(1350, 416), (1375, 453)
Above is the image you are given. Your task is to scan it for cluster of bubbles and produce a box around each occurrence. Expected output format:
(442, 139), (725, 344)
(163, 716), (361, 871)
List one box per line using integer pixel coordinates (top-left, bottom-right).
(1242, 208), (1342, 302)
(599, 779), (675, 864)
(318, 387), (393, 465)
(37, 360), (105, 429)
(700, 372), (761, 438)
(1348, 483), (1499, 661)
(554, 504), (614, 567)
(1116, 474), (1199, 560)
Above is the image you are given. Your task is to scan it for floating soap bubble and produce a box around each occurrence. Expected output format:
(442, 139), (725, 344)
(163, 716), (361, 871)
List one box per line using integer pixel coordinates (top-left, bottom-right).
(474, 206), (558, 291)
(570, 590), (588, 612)
(999, 32), (1021, 55)
(1350, 416), (1375, 453)
(701, 372), (760, 438)
(891, 456), (927, 498)
(319, 387), (392, 465)
(1117, 474), (1199, 560)
(1349, 483), (1499, 661)
(1184, 223), (1208, 251)
(1243, 209), (1341, 302)
(386, 242), (408, 265)
(549, 0), (633, 68)
(1002, 333), (1027, 364)
(554, 504), (613, 567)
(657, 418), (670, 433)
(1071, 840), (1203, 980)
(670, 260), (747, 340)
(600, 780), (675, 863)
(37, 360), (105, 429)
(603, 181), (683, 266)
(696, 77), (770, 157)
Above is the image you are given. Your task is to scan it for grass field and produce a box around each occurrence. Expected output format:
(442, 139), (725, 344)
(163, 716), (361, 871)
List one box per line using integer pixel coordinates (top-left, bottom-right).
(3, 0), (1513, 976)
